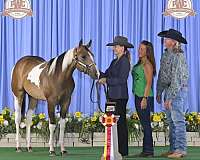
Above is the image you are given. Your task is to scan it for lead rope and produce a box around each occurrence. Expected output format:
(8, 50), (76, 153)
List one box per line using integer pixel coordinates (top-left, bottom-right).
(90, 80), (108, 113)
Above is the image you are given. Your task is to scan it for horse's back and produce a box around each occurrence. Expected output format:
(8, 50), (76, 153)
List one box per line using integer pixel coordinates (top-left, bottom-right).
(16, 56), (45, 65)
(12, 55), (45, 76)
(11, 56), (46, 95)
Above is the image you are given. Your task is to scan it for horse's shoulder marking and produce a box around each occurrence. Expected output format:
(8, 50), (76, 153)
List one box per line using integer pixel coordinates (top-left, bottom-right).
(27, 62), (46, 87)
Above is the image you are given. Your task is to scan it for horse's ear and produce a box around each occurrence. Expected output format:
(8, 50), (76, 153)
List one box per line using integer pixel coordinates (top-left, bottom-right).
(79, 39), (83, 47)
(86, 40), (92, 48)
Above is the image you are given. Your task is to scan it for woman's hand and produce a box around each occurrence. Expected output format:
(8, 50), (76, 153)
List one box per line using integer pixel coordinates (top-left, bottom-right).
(98, 78), (107, 84)
(164, 100), (172, 110)
(141, 98), (147, 109)
(156, 94), (162, 104)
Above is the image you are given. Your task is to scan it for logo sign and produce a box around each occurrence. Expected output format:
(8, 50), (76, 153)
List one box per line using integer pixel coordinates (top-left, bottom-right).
(164, 0), (196, 19)
(2, 0), (32, 19)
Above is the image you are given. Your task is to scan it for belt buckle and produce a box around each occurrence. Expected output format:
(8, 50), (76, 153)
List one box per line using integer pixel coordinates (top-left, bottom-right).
(182, 84), (188, 88)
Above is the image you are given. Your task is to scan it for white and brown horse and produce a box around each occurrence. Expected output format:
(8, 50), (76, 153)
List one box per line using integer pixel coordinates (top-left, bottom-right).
(11, 40), (99, 156)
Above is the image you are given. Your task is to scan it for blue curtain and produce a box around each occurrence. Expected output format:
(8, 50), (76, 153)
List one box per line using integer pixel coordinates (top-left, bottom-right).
(0, 0), (200, 116)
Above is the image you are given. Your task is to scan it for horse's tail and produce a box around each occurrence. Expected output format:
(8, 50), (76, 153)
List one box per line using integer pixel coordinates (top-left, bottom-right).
(21, 94), (26, 119)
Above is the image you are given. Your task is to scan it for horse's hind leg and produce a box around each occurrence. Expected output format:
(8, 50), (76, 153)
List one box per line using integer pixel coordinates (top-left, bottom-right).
(26, 96), (37, 152)
(14, 91), (25, 152)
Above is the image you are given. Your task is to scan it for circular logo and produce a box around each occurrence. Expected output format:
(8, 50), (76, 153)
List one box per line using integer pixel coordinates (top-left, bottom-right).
(3, 0), (32, 19)
(100, 114), (117, 127)
(164, 0), (195, 19)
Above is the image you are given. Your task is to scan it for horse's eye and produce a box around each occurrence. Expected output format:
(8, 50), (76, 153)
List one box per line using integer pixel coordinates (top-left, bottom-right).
(82, 56), (86, 59)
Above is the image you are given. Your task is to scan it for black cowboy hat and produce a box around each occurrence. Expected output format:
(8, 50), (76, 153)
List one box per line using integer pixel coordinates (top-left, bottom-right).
(158, 29), (187, 44)
(106, 36), (134, 48)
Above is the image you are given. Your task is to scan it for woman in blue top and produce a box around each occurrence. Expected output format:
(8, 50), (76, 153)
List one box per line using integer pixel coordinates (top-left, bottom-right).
(99, 36), (134, 156)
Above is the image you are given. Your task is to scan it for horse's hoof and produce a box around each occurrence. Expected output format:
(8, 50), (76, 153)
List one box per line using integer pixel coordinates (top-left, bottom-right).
(60, 150), (68, 156)
(49, 151), (56, 157)
(27, 147), (32, 152)
(16, 147), (22, 152)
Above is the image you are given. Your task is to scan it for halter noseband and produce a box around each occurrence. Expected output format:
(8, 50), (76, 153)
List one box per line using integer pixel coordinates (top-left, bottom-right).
(73, 48), (95, 74)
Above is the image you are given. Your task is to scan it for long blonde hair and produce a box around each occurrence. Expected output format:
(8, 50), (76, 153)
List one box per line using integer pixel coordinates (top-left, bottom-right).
(173, 41), (183, 53)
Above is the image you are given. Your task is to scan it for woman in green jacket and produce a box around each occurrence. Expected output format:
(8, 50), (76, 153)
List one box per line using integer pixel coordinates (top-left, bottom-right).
(132, 40), (156, 157)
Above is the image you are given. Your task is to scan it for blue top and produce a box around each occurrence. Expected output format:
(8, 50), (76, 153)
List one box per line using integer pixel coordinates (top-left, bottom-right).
(99, 54), (130, 99)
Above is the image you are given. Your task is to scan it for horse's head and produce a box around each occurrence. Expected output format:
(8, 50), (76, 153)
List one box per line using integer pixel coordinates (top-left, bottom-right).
(73, 40), (99, 79)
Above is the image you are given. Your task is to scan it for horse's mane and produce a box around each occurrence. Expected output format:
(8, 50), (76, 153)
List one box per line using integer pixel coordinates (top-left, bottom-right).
(46, 52), (66, 75)
(46, 49), (74, 75)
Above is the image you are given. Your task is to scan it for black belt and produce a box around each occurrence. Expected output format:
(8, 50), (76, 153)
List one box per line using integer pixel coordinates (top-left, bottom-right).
(182, 84), (188, 87)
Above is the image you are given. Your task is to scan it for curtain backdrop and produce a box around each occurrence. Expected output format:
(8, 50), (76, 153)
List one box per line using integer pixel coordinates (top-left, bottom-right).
(0, 0), (200, 116)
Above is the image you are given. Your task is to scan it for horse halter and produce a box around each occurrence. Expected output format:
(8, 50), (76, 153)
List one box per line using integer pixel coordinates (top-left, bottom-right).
(73, 49), (96, 74)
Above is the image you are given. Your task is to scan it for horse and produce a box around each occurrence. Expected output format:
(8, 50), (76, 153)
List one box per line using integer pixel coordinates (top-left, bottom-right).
(11, 40), (99, 156)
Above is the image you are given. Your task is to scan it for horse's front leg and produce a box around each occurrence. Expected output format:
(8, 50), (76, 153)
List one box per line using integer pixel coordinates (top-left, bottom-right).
(47, 101), (56, 156)
(59, 97), (71, 156)
(26, 96), (37, 152)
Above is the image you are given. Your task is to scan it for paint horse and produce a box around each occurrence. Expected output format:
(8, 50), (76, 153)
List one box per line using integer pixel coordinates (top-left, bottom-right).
(11, 40), (99, 156)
